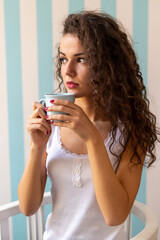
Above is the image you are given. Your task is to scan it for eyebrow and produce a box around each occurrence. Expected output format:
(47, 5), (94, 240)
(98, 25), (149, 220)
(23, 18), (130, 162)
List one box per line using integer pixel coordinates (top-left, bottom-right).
(60, 51), (85, 56)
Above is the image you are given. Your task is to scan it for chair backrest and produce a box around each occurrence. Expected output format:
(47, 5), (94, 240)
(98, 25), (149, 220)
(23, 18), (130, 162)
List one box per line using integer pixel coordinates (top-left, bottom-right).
(0, 192), (159, 240)
(0, 192), (51, 240)
(124, 201), (159, 240)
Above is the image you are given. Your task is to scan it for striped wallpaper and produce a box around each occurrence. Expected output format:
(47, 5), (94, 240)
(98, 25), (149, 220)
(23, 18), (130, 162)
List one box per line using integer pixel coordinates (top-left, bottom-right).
(0, 0), (160, 239)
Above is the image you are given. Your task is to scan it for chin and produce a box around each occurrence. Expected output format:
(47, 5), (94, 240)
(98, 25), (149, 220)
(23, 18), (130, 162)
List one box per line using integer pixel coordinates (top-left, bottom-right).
(66, 88), (78, 93)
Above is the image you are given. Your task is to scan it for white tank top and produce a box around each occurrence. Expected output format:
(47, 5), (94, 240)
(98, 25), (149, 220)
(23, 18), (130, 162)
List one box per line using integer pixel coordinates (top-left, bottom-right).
(43, 126), (127, 240)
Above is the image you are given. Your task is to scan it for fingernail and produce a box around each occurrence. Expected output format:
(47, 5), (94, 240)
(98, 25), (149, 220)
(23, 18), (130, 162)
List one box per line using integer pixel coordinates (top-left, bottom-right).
(46, 115), (49, 119)
(50, 100), (54, 103)
(45, 107), (48, 111)
(50, 120), (54, 124)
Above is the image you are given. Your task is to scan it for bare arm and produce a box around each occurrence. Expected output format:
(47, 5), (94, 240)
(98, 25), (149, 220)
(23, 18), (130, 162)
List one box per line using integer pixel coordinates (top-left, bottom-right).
(18, 102), (51, 216)
(85, 131), (145, 226)
(18, 147), (47, 216)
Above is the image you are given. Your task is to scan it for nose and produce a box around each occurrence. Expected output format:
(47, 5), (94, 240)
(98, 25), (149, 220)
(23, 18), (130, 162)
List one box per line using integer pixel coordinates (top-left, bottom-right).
(65, 61), (76, 77)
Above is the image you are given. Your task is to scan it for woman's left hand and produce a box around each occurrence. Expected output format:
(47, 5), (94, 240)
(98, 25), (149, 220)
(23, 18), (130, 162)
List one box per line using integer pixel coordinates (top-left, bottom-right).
(45, 99), (97, 142)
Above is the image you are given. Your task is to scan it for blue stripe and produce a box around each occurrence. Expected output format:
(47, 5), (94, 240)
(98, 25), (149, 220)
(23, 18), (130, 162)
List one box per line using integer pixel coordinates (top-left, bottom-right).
(36, 0), (53, 99)
(101, 0), (116, 17)
(69, 0), (84, 13)
(133, 0), (148, 87)
(132, 0), (148, 236)
(36, 0), (53, 223)
(4, 0), (26, 239)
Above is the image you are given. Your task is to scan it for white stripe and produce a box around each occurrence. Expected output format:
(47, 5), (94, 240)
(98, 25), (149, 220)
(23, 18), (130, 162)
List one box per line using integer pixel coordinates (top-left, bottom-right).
(0, 0), (11, 205)
(20, 0), (39, 164)
(0, 1), (12, 238)
(116, 0), (133, 36)
(84, 0), (101, 12)
(52, 0), (69, 90)
(147, 0), (160, 228)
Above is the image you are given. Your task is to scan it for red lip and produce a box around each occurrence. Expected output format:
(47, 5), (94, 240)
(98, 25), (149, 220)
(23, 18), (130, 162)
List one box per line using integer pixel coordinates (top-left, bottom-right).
(66, 81), (79, 85)
(66, 81), (79, 89)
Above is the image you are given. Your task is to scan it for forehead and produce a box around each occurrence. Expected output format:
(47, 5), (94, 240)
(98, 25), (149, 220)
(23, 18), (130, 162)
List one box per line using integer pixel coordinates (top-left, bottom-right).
(60, 33), (84, 54)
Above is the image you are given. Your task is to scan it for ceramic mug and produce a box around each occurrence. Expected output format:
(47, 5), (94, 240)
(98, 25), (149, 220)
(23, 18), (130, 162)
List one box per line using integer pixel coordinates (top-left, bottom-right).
(39, 93), (75, 121)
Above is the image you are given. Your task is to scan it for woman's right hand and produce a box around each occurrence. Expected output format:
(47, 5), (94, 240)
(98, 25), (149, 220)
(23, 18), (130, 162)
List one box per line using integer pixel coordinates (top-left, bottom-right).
(27, 102), (51, 149)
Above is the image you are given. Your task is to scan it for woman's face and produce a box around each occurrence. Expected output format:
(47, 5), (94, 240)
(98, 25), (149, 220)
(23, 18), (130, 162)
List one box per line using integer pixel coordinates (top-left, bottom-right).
(59, 33), (92, 98)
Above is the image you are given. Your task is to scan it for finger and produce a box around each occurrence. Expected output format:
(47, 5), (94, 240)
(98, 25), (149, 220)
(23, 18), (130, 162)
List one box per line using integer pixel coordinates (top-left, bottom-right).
(51, 120), (70, 128)
(27, 123), (50, 135)
(50, 99), (76, 109)
(33, 101), (45, 111)
(46, 105), (75, 116)
(31, 107), (46, 119)
(46, 113), (72, 122)
(28, 118), (51, 132)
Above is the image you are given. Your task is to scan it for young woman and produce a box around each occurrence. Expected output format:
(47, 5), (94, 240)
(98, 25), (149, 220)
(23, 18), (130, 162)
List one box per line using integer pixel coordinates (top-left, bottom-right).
(18, 11), (159, 239)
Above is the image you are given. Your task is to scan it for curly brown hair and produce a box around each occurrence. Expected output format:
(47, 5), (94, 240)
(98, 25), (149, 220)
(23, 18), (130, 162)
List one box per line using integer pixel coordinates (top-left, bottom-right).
(55, 11), (160, 167)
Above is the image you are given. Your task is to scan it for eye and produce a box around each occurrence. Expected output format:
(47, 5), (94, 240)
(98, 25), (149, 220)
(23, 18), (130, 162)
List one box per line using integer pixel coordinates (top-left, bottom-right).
(59, 57), (67, 64)
(77, 57), (86, 63)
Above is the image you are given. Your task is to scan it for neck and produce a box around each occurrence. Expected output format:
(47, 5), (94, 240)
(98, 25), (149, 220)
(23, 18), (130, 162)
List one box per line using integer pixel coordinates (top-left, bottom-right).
(75, 97), (109, 123)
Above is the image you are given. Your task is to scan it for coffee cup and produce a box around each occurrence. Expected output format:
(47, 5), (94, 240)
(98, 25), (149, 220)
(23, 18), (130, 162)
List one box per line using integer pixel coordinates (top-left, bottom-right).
(39, 93), (75, 121)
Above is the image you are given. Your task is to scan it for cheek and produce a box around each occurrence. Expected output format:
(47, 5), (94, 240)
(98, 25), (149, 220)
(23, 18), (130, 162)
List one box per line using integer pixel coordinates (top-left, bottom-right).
(83, 70), (91, 83)
(60, 66), (65, 78)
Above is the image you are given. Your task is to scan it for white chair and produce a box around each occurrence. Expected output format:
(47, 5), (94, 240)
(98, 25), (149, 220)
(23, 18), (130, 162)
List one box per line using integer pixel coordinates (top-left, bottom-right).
(124, 201), (159, 240)
(0, 192), (159, 240)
